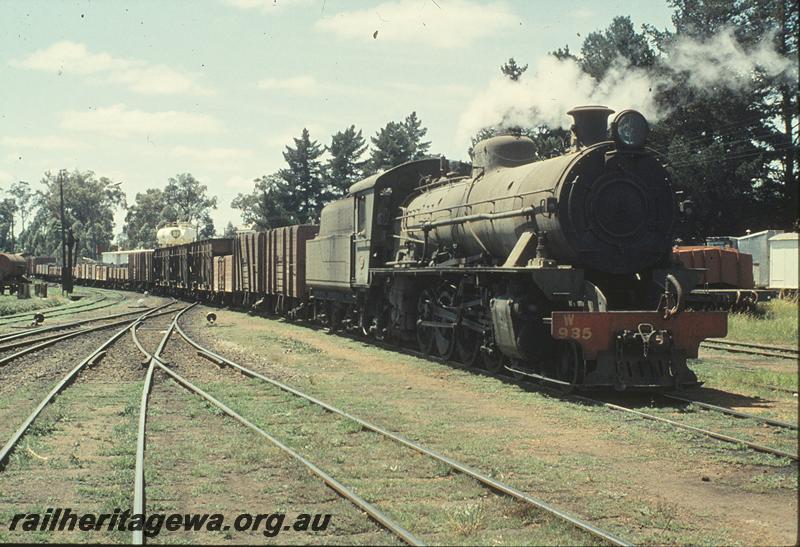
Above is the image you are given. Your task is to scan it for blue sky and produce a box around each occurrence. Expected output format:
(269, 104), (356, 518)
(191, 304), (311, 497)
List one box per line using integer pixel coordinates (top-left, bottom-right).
(0, 0), (674, 236)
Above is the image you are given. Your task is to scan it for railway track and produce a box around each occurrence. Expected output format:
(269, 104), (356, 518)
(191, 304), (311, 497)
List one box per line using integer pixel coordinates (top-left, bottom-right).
(168, 310), (632, 546)
(317, 328), (797, 463)
(0, 305), (164, 347)
(497, 364), (798, 461)
(0, 288), (124, 326)
(701, 338), (799, 360)
(132, 305), (429, 546)
(130, 304), (194, 545)
(0, 300), (175, 468)
(659, 393), (797, 430)
(0, 303), (178, 367)
(0, 298), (631, 544)
(566, 393), (797, 461)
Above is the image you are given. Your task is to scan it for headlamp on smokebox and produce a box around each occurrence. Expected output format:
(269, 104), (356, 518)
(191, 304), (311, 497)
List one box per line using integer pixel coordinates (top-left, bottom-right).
(611, 109), (649, 149)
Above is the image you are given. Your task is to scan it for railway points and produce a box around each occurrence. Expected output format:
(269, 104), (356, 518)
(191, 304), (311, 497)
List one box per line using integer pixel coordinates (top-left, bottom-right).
(170, 312), (632, 546)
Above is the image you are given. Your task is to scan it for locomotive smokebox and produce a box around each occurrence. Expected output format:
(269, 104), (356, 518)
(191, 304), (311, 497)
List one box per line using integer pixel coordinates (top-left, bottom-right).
(567, 105), (614, 147)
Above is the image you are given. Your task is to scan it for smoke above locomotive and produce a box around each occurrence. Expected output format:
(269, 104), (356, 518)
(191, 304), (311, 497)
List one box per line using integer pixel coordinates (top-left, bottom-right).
(399, 106), (674, 276)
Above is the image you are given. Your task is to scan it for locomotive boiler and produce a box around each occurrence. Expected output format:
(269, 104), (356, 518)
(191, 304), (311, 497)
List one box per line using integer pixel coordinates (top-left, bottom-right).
(399, 107), (675, 276)
(309, 105), (728, 390)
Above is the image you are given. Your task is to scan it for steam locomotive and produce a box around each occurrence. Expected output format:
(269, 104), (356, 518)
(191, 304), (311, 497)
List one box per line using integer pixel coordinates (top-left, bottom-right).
(37, 106), (728, 391)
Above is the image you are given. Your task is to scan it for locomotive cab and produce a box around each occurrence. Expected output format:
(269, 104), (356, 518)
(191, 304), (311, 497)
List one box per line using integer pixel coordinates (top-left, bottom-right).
(306, 158), (442, 293)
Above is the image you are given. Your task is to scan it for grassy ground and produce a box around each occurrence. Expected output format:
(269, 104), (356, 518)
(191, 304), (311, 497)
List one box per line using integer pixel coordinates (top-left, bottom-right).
(156, 374), (604, 545)
(145, 376), (405, 545)
(0, 291), (795, 545)
(188, 309), (797, 546)
(0, 378), (141, 544)
(727, 297), (798, 346)
(691, 354), (798, 398)
(0, 292), (70, 316)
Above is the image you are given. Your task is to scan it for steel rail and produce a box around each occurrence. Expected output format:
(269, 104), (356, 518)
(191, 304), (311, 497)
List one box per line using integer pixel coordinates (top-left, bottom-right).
(133, 312), (422, 546)
(0, 300), (175, 468)
(131, 304), (195, 546)
(154, 361), (424, 546)
(660, 393), (797, 431)
(0, 306), (162, 345)
(569, 394), (798, 461)
(174, 318), (631, 547)
(332, 332), (798, 464)
(0, 305), (180, 367)
(700, 341), (797, 360)
(705, 339), (798, 355)
(0, 289), (125, 326)
(0, 289), (108, 324)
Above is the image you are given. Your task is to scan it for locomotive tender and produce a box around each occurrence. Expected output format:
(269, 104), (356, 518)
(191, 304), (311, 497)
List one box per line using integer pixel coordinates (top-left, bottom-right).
(41, 106), (728, 390)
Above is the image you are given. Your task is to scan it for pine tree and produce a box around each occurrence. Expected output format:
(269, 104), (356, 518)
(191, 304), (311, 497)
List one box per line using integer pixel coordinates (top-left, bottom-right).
(277, 128), (325, 223)
(500, 57), (528, 81)
(223, 221), (237, 237)
(369, 121), (414, 172)
(325, 125), (368, 199)
(369, 112), (432, 171)
(648, 0), (798, 234)
(403, 112), (431, 160)
(579, 16), (655, 80)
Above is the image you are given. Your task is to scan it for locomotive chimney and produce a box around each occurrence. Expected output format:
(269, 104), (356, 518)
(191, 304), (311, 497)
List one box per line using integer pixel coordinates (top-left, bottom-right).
(567, 105), (614, 148)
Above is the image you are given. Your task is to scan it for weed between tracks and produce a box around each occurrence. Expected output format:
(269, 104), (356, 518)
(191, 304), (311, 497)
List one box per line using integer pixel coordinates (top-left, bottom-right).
(691, 355), (798, 405)
(189, 308), (797, 546)
(145, 378), (398, 545)
(162, 374), (602, 546)
(0, 379), (142, 543)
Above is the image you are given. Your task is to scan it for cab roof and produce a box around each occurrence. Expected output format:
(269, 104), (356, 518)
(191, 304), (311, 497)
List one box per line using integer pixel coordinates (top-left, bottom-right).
(347, 158), (442, 195)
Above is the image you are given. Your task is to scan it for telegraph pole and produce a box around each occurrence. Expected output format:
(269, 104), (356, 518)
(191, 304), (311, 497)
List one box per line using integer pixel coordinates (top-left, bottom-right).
(59, 170), (72, 294)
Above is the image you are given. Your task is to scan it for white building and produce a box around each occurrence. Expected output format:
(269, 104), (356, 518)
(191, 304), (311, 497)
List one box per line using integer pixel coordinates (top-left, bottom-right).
(768, 233), (798, 290)
(735, 230), (783, 288)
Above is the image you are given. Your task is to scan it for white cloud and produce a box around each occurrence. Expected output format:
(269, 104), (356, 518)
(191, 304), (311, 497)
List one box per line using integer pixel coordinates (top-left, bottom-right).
(0, 170), (14, 186)
(263, 123), (328, 148)
(13, 40), (127, 74)
(60, 104), (223, 137)
(225, 0), (313, 12)
(257, 75), (318, 95)
(171, 146), (254, 163)
(224, 175), (257, 190)
(11, 41), (211, 95)
(573, 8), (593, 19)
(386, 81), (473, 97)
(315, 0), (517, 48)
(1, 135), (85, 150)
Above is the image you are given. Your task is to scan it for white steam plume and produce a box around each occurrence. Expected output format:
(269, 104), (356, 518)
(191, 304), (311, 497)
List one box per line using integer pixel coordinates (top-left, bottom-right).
(668, 28), (797, 90)
(456, 27), (797, 145)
